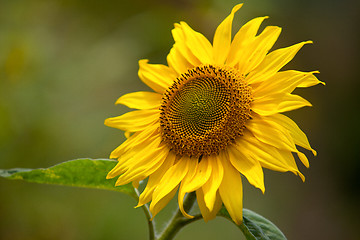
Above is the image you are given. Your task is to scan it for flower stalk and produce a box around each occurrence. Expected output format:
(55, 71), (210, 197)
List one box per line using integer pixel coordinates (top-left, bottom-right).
(134, 188), (156, 240)
(156, 192), (202, 240)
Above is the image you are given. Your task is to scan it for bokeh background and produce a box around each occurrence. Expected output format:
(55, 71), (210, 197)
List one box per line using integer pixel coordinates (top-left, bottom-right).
(0, 0), (359, 239)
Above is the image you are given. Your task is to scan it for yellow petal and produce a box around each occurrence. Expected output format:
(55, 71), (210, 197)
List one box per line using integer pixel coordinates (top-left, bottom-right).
(116, 91), (162, 109)
(124, 131), (131, 139)
(178, 159), (199, 218)
(138, 59), (176, 93)
(177, 156), (213, 218)
(202, 154), (224, 212)
(252, 93), (312, 116)
(150, 186), (179, 220)
(226, 16), (268, 66)
(167, 43), (192, 75)
(253, 71), (320, 96)
(227, 144), (265, 193)
(114, 145), (168, 186)
(247, 41), (313, 84)
(277, 93), (312, 113)
(246, 116), (297, 152)
(266, 114), (316, 156)
(251, 92), (283, 116)
(150, 155), (191, 216)
(213, 4), (243, 65)
(243, 131), (304, 180)
(104, 109), (159, 132)
(219, 157), (243, 225)
(256, 114), (314, 167)
(243, 138), (288, 173)
(277, 149), (305, 182)
(171, 24), (201, 67)
(236, 26), (281, 75)
(107, 160), (126, 179)
(137, 151), (176, 207)
(245, 116), (310, 175)
(196, 188), (222, 222)
(181, 156), (212, 193)
(297, 71), (325, 88)
(132, 179), (140, 189)
(296, 151), (310, 169)
(109, 124), (159, 159)
(179, 21), (213, 64)
(107, 134), (162, 178)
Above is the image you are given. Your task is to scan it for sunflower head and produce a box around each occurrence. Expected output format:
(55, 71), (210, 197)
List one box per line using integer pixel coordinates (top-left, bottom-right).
(105, 3), (323, 225)
(160, 64), (252, 158)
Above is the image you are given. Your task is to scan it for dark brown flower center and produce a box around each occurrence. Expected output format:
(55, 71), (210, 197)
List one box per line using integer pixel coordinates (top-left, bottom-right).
(160, 65), (252, 157)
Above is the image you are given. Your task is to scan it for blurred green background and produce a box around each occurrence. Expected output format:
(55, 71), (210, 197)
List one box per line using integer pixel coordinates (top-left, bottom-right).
(0, 0), (359, 239)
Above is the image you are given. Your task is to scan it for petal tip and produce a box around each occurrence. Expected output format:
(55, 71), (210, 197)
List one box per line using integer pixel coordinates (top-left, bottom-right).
(106, 172), (115, 179)
(298, 172), (305, 182)
(104, 118), (112, 126)
(312, 149), (317, 156)
(115, 96), (123, 105)
(232, 3), (244, 13)
(138, 59), (149, 69)
(109, 152), (118, 159)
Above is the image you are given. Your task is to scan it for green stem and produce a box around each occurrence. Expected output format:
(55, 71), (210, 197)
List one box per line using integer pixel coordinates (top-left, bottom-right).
(142, 203), (156, 240)
(156, 192), (201, 240)
(134, 188), (156, 240)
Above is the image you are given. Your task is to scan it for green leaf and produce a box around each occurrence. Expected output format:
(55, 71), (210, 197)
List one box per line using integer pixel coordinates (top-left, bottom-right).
(218, 207), (287, 240)
(0, 158), (137, 199)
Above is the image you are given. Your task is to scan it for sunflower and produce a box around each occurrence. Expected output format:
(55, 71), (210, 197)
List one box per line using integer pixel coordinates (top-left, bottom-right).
(105, 3), (323, 225)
